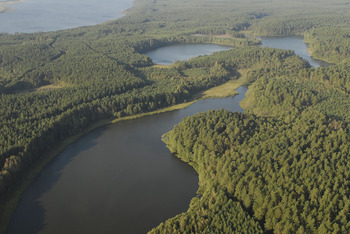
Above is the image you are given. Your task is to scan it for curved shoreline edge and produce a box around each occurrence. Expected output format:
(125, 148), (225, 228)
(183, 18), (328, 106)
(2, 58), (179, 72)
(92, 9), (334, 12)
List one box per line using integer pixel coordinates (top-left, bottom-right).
(0, 79), (245, 234)
(0, 0), (135, 33)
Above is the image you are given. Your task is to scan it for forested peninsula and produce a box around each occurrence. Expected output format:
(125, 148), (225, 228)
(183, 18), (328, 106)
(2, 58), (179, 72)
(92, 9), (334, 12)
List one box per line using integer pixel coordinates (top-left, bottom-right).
(1, 0), (350, 233)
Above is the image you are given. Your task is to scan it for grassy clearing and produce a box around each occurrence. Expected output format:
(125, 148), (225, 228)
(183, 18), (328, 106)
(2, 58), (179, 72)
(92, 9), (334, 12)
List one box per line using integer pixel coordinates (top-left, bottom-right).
(112, 78), (247, 123)
(193, 80), (240, 99)
(151, 64), (171, 68)
(34, 84), (64, 92)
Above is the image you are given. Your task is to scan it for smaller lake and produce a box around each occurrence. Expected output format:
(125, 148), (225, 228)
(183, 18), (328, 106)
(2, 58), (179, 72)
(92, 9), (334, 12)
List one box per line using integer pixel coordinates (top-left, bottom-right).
(145, 44), (232, 65)
(261, 36), (329, 68)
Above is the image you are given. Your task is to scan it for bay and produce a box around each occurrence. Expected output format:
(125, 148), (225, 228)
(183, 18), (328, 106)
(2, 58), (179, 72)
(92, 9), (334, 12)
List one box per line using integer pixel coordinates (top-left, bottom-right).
(261, 35), (329, 68)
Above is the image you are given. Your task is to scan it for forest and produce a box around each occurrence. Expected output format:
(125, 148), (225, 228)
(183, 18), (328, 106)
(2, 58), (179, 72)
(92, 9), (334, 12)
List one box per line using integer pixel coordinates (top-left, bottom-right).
(160, 110), (350, 233)
(1, 0), (350, 233)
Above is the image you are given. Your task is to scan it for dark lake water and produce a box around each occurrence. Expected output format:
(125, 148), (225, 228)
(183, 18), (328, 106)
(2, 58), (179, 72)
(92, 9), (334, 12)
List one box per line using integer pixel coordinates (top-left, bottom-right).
(145, 44), (232, 65)
(8, 35), (321, 233)
(261, 36), (329, 68)
(7, 85), (248, 233)
(0, 0), (133, 33)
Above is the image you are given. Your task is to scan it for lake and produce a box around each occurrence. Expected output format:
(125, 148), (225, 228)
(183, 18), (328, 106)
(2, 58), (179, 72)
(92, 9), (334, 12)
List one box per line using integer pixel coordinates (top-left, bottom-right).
(7, 35), (321, 233)
(145, 44), (232, 65)
(0, 0), (133, 33)
(145, 37), (327, 68)
(7, 86), (248, 234)
(261, 36), (329, 67)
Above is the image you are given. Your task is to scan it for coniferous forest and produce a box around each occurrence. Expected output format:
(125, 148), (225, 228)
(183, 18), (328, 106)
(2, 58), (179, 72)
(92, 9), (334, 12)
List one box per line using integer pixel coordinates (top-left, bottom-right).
(1, 0), (350, 233)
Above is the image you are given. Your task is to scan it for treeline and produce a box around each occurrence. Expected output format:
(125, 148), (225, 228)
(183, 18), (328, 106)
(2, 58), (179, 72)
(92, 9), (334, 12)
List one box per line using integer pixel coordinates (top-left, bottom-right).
(183, 47), (308, 73)
(309, 62), (350, 94)
(155, 58), (350, 232)
(252, 15), (350, 36)
(0, 57), (232, 195)
(0, 33), (256, 93)
(0, 45), (307, 199)
(0, 0), (273, 94)
(2, 0), (349, 93)
(2, 0), (350, 232)
(304, 27), (350, 64)
(242, 62), (350, 125)
(158, 110), (350, 233)
(151, 189), (263, 233)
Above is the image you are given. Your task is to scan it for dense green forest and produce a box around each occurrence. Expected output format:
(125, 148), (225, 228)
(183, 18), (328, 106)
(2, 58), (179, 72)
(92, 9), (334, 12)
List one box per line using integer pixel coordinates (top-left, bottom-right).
(1, 0), (350, 233)
(160, 110), (350, 233)
(304, 27), (350, 63)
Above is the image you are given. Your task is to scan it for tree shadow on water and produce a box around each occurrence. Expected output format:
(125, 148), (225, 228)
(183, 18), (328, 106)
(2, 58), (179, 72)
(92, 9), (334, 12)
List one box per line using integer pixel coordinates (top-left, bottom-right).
(6, 128), (103, 234)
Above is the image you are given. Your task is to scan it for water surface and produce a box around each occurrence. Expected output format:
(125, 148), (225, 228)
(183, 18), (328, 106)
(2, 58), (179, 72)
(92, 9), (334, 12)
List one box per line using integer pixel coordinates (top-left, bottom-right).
(145, 44), (232, 65)
(8, 35), (323, 234)
(0, 0), (133, 33)
(7, 87), (248, 234)
(261, 36), (329, 67)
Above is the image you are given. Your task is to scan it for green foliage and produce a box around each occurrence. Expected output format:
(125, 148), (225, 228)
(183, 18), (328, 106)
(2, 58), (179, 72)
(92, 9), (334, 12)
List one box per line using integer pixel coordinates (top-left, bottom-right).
(2, 0), (350, 232)
(252, 15), (350, 36)
(0, 59), (235, 194)
(243, 64), (350, 125)
(0, 43), (306, 197)
(151, 190), (262, 233)
(304, 27), (350, 63)
(162, 110), (350, 233)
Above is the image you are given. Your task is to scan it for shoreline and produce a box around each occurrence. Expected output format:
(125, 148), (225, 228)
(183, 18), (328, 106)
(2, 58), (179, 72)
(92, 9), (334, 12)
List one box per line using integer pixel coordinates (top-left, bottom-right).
(0, 0), (136, 33)
(306, 47), (333, 65)
(0, 0), (25, 13)
(0, 78), (246, 234)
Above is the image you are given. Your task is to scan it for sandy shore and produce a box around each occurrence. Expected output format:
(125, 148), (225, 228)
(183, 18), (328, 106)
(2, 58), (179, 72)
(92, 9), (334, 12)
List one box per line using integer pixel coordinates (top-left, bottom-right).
(0, 0), (25, 13)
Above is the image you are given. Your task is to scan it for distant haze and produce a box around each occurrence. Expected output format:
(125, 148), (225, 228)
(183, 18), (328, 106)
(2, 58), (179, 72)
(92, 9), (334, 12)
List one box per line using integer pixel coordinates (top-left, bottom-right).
(0, 0), (133, 33)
